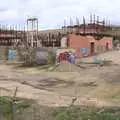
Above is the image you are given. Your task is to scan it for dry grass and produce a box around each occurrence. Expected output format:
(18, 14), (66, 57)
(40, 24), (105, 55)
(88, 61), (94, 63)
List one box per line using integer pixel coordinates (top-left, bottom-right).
(0, 50), (120, 107)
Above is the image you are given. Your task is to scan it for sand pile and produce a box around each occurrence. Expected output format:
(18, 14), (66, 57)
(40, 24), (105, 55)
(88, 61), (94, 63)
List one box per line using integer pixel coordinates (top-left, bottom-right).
(54, 62), (82, 72)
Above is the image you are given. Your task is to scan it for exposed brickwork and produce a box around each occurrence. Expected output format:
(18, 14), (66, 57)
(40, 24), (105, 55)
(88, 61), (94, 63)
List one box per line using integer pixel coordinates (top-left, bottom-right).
(68, 34), (113, 58)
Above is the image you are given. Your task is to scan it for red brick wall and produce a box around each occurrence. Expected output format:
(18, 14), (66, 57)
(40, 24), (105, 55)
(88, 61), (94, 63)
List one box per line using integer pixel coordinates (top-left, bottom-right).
(68, 34), (89, 57)
(68, 34), (113, 57)
(95, 37), (113, 50)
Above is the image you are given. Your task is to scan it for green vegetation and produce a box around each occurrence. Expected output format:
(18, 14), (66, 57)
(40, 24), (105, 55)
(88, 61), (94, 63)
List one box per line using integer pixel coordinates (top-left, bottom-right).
(48, 52), (55, 65)
(113, 36), (120, 40)
(53, 106), (120, 120)
(1, 46), (9, 60)
(0, 98), (120, 120)
(0, 97), (31, 120)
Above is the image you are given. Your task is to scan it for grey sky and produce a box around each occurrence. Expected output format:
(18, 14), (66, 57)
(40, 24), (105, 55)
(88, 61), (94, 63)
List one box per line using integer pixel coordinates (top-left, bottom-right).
(0, 0), (120, 30)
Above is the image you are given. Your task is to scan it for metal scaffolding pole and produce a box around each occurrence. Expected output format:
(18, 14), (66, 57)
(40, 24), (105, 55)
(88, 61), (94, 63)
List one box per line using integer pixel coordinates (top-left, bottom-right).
(27, 17), (39, 48)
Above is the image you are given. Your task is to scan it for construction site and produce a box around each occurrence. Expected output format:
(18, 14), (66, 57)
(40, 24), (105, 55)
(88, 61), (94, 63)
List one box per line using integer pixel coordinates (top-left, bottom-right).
(0, 14), (120, 120)
(0, 15), (113, 47)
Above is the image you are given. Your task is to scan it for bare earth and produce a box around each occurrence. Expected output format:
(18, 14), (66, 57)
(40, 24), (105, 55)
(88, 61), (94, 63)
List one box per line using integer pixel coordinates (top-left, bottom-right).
(0, 50), (120, 108)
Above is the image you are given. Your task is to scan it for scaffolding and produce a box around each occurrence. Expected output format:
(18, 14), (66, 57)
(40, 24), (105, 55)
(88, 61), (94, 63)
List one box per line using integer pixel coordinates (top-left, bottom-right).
(0, 24), (24, 47)
(61, 15), (108, 35)
(27, 17), (39, 48)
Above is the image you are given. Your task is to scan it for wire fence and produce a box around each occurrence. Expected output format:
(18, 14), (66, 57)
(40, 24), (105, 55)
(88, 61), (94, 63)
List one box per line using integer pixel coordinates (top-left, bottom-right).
(0, 102), (120, 120)
(0, 103), (55, 120)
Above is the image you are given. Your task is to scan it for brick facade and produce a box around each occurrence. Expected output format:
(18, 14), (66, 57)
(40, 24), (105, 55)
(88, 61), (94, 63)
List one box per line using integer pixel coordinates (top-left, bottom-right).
(68, 34), (113, 57)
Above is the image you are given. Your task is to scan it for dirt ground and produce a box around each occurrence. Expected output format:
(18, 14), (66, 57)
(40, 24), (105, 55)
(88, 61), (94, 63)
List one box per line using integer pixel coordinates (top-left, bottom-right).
(0, 50), (120, 108)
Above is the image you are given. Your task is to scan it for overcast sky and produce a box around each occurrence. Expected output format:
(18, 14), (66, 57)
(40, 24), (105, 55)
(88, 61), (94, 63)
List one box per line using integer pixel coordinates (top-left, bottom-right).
(0, 0), (120, 30)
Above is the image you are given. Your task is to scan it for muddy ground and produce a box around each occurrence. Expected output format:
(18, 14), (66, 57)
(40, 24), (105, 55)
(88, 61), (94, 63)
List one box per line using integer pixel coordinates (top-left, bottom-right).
(0, 50), (120, 108)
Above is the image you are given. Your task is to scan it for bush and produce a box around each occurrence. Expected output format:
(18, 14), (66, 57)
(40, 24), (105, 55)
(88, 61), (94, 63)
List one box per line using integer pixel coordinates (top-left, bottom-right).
(1, 47), (9, 60)
(53, 106), (120, 120)
(17, 47), (36, 66)
(48, 52), (56, 65)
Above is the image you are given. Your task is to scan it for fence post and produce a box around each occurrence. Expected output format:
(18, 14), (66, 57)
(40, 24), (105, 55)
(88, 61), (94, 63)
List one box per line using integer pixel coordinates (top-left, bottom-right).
(0, 112), (4, 120)
(11, 103), (16, 120)
(11, 87), (18, 120)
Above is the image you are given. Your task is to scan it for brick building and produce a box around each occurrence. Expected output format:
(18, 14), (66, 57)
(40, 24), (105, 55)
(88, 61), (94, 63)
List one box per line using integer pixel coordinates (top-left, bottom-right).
(66, 34), (113, 57)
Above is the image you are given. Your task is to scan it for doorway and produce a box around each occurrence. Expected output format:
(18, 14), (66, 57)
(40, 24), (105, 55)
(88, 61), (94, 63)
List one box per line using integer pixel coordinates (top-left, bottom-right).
(90, 42), (95, 55)
(106, 42), (109, 50)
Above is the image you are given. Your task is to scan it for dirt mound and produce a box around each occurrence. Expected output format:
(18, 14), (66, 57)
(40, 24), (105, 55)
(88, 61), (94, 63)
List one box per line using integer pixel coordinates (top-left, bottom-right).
(54, 62), (82, 72)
